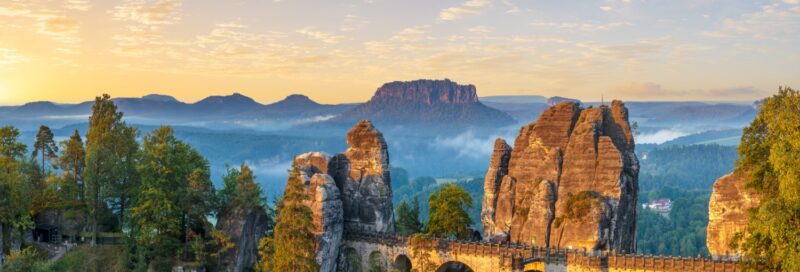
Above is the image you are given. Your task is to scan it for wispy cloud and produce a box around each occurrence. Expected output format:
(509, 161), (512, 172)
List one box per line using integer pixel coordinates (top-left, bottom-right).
(530, 21), (631, 32)
(0, 47), (28, 68)
(65, 0), (91, 11)
(297, 27), (343, 44)
(111, 0), (182, 26)
(609, 82), (762, 100)
(440, 0), (493, 21)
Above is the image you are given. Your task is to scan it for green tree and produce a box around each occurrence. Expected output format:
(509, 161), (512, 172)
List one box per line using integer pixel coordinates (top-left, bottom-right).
(32, 125), (58, 175)
(426, 183), (473, 239)
(0, 126), (30, 264)
(132, 126), (211, 267)
(734, 87), (800, 270)
(84, 94), (126, 245)
(395, 197), (423, 235)
(264, 166), (317, 272)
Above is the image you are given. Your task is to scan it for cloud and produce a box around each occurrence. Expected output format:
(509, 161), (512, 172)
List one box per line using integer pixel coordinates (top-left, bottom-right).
(600, 6), (612, 11)
(340, 14), (369, 32)
(112, 0), (182, 26)
(707, 4), (800, 40)
(0, 47), (28, 67)
(439, 0), (493, 21)
(297, 27), (343, 44)
(390, 25), (431, 42)
(432, 130), (503, 159)
(530, 21), (631, 32)
(468, 25), (492, 33)
(636, 129), (689, 144)
(38, 16), (79, 35)
(610, 82), (762, 100)
(65, 0), (91, 11)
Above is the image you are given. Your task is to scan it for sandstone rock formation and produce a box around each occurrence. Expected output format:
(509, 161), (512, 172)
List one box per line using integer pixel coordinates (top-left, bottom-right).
(216, 206), (270, 272)
(330, 79), (514, 128)
(294, 152), (344, 272)
(482, 100), (639, 252)
(285, 120), (394, 272)
(707, 171), (761, 256)
(332, 120), (394, 232)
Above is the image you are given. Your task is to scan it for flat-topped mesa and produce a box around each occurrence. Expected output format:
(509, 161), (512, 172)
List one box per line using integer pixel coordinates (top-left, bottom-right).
(482, 100), (639, 252)
(707, 170), (761, 256)
(372, 79), (479, 105)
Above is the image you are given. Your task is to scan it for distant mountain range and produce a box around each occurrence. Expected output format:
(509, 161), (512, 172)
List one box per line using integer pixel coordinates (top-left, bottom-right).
(0, 80), (759, 133)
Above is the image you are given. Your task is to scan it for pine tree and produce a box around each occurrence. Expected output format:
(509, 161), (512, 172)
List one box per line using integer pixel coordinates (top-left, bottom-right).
(32, 125), (58, 175)
(395, 197), (423, 235)
(426, 183), (473, 239)
(266, 166), (318, 272)
(84, 94), (124, 246)
(57, 130), (85, 202)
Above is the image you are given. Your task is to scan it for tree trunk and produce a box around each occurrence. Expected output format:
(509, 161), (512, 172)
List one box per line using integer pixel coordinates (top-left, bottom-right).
(92, 173), (99, 247)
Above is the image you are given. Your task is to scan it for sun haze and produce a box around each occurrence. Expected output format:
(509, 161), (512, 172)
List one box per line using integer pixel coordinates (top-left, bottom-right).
(0, 0), (798, 105)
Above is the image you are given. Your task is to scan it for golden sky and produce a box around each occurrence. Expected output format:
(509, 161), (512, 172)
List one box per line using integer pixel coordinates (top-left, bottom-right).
(1, 0), (799, 105)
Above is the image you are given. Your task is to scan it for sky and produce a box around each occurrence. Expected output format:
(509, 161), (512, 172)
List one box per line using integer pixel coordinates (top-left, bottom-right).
(0, 0), (798, 105)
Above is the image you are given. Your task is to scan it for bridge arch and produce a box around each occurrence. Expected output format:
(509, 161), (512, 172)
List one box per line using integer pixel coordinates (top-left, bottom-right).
(392, 254), (412, 272)
(340, 247), (361, 272)
(367, 250), (385, 271)
(436, 261), (475, 272)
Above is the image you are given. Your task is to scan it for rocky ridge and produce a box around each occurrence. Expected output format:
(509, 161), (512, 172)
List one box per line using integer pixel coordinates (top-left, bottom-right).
(287, 120), (394, 272)
(482, 100), (639, 252)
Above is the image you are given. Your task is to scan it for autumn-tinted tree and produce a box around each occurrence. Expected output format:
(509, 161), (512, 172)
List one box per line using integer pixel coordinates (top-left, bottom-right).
(32, 125), (57, 175)
(106, 123), (139, 228)
(261, 166), (317, 272)
(426, 183), (473, 239)
(395, 197), (423, 235)
(732, 87), (800, 270)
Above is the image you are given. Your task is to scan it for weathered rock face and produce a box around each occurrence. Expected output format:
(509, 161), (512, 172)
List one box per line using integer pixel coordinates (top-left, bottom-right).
(482, 100), (639, 252)
(286, 121), (395, 271)
(707, 171), (761, 255)
(481, 139), (512, 237)
(294, 152), (344, 272)
(332, 120), (394, 233)
(216, 207), (269, 272)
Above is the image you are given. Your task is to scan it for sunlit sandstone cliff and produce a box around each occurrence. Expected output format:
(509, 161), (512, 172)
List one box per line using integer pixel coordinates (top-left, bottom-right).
(707, 170), (761, 256)
(289, 120), (394, 272)
(481, 100), (639, 252)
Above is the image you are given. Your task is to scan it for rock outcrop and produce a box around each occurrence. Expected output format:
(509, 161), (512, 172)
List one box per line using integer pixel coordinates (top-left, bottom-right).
(285, 120), (394, 272)
(330, 79), (515, 128)
(294, 152), (344, 272)
(707, 171), (761, 256)
(482, 100), (639, 252)
(216, 206), (269, 272)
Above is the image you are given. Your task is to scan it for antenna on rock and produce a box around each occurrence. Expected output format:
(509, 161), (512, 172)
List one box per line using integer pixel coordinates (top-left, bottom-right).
(601, 93), (605, 106)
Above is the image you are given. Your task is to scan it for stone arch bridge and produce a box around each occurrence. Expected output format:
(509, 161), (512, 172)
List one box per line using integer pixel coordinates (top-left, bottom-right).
(340, 230), (741, 272)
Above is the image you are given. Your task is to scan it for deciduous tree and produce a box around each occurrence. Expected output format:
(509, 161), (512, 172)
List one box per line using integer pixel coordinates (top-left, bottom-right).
(426, 183), (473, 239)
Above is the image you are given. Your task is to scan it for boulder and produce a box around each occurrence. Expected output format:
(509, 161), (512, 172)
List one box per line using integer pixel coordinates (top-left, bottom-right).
(482, 101), (639, 252)
(707, 171), (761, 256)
